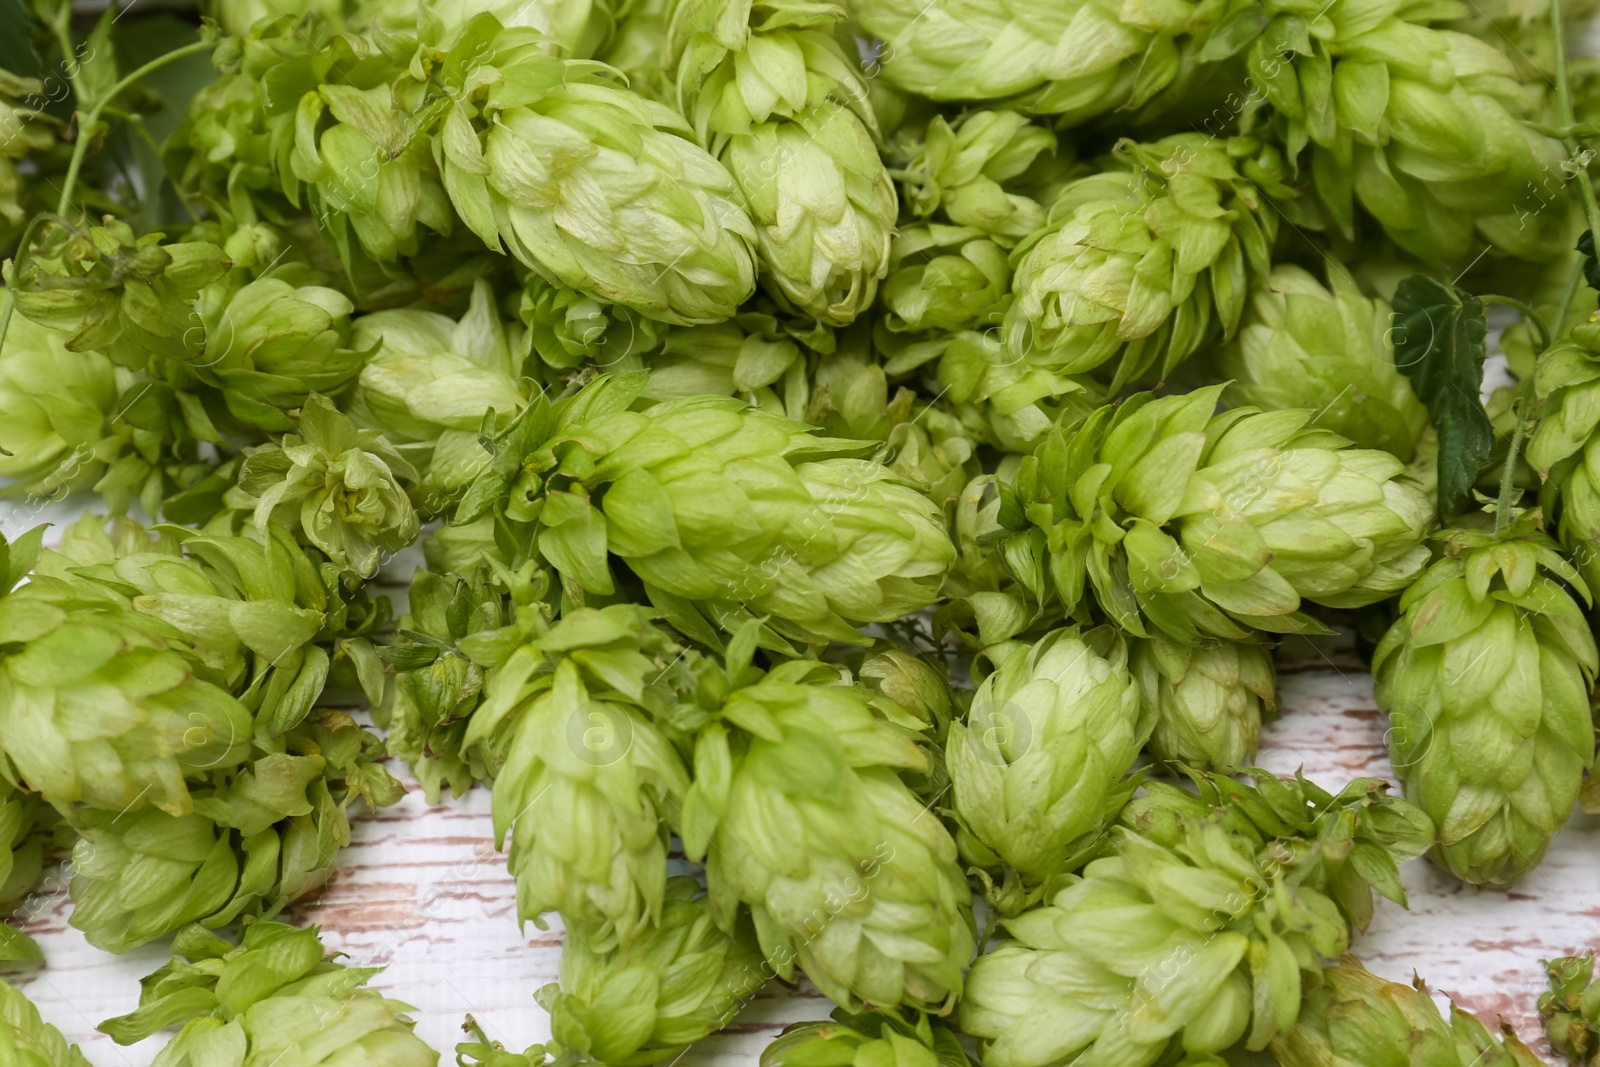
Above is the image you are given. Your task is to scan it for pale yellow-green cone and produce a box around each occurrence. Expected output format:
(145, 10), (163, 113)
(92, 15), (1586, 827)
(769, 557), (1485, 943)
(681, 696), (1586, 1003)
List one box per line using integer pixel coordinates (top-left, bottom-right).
(69, 711), (403, 953)
(680, 657), (974, 1012)
(851, 0), (1200, 123)
(1539, 953), (1600, 1065)
(961, 771), (1433, 1067)
(1134, 632), (1277, 772)
(348, 278), (530, 510)
(890, 109), (1057, 246)
(1218, 265), (1427, 459)
(946, 626), (1145, 885)
(761, 1008), (973, 1067)
(1375, 514), (1598, 886)
(434, 19), (758, 325)
(996, 384), (1434, 644)
(538, 876), (765, 1064)
(453, 373), (954, 650)
(361, 0), (619, 54)
(1274, 956), (1546, 1067)
(0, 314), (122, 503)
(235, 394), (420, 578)
(100, 922), (438, 1067)
(462, 605), (692, 947)
(668, 0), (896, 325)
(1528, 318), (1600, 597)
(0, 979), (91, 1067)
(0, 527), (253, 818)
(996, 137), (1283, 396)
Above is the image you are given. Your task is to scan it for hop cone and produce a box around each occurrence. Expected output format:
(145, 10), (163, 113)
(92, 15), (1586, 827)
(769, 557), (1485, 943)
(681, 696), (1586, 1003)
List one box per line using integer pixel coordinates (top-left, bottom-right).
(235, 394), (420, 578)
(947, 626), (1145, 886)
(0, 979), (90, 1067)
(997, 137), (1283, 395)
(452, 373), (954, 649)
(188, 265), (369, 434)
(961, 771), (1432, 1067)
(762, 1008), (972, 1067)
(462, 605), (691, 945)
(69, 711), (403, 952)
(0, 783), (48, 962)
(519, 273), (664, 374)
(0, 526), (253, 817)
(7, 219), (231, 372)
(1218, 265), (1427, 458)
(35, 513), (370, 737)
(1528, 318), (1600, 595)
(1274, 956), (1544, 1067)
(363, 0), (619, 55)
(1134, 632), (1276, 772)
(1242, 0), (1566, 261)
(537, 876), (764, 1063)
(851, 0), (1197, 122)
(1540, 953), (1600, 1065)
(1374, 515), (1599, 886)
(680, 654), (974, 1012)
(891, 110), (1057, 246)
(99, 922), (438, 1067)
(435, 17), (758, 325)
(996, 384), (1433, 643)
(667, 0), (896, 325)
(349, 278), (530, 507)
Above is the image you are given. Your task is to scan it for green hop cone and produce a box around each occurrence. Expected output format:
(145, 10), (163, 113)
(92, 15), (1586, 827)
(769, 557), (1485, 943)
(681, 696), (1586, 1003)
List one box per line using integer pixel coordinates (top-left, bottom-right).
(761, 1008), (973, 1067)
(1218, 264), (1427, 458)
(960, 770), (1433, 1067)
(0, 526), (253, 817)
(6, 219), (231, 372)
(851, 0), (1197, 122)
(188, 265), (371, 434)
(667, 0), (896, 325)
(462, 605), (691, 945)
(537, 876), (764, 1064)
(1540, 953), (1600, 1065)
(1374, 513), (1599, 886)
(1274, 956), (1545, 1067)
(99, 921), (438, 1067)
(235, 394), (420, 578)
(0, 314), (121, 504)
(946, 625), (1145, 887)
(1255, 1), (1567, 262)
(69, 710), (403, 953)
(878, 224), (1011, 337)
(519, 273), (665, 374)
(1528, 318), (1600, 594)
(890, 110), (1057, 246)
(997, 384), (1433, 644)
(452, 372), (954, 649)
(434, 17), (758, 325)
(998, 136), (1282, 395)
(0, 979), (91, 1067)
(349, 278), (531, 508)
(1134, 632), (1278, 772)
(680, 653), (974, 1012)
(36, 513), (377, 737)
(0, 783), (49, 962)
(363, 0), (619, 55)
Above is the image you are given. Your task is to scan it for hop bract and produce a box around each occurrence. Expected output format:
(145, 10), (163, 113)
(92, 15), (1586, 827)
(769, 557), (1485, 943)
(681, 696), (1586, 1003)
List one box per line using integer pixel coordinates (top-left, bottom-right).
(1134, 633), (1277, 772)
(0, 978), (90, 1067)
(996, 384), (1433, 643)
(1374, 514), (1598, 886)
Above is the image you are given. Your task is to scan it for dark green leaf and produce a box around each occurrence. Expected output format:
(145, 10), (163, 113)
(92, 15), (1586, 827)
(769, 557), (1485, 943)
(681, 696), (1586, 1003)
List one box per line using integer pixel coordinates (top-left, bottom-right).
(0, 0), (39, 78)
(1391, 274), (1492, 519)
(1579, 230), (1600, 304)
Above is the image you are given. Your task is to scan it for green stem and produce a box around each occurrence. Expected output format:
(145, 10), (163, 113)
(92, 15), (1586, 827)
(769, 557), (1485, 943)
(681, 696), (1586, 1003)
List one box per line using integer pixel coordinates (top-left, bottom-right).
(1496, 399), (1528, 535)
(1552, 0), (1600, 247)
(1482, 295), (1553, 353)
(56, 39), (212, 218)
(1554, 252), (1588, 338)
